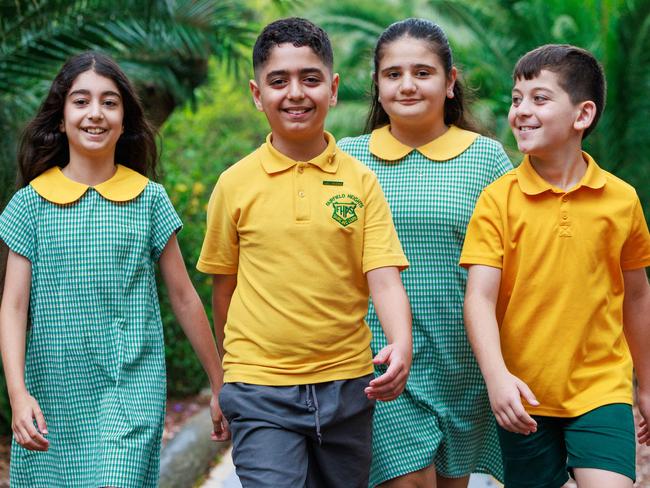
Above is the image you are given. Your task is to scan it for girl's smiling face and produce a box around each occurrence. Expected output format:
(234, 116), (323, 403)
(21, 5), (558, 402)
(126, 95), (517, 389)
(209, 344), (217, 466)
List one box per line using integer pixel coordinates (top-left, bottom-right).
(62, 70), (124, 163)
(376, 36), (456, 134)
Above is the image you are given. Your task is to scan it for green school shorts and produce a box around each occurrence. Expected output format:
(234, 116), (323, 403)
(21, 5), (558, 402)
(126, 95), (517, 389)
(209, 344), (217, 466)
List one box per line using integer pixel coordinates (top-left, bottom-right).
(497, 403), (636, 487)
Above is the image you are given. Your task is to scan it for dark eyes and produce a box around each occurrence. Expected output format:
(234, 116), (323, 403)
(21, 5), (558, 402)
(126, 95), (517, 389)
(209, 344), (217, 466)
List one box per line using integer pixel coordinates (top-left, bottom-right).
(268, 76), (322, 87)
(71, 98), (119, 107)
(511, 95), (548, 105)
(384, 70), (431, 79)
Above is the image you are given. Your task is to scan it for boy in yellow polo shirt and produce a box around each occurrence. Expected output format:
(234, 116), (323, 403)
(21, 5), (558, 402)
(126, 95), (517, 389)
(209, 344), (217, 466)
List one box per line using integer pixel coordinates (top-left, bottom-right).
(461, 44), (650, 488)
(197, 18), (412, 487)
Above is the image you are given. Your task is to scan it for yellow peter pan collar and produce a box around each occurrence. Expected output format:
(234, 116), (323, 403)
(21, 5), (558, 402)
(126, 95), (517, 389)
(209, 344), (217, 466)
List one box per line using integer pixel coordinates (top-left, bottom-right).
(30, 164), (149, 204)
(369, 125), (479, 161)
(260, 131), (339, 174)
(517, 152), (607, 195)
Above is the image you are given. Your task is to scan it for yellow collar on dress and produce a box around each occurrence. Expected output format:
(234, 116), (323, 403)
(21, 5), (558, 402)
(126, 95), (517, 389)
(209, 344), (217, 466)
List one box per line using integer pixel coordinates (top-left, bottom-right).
(30, 164), (149, 204)
(368, 125), (479, 161)
(516, 152), (607, 195)
(260, 131), (340, 174)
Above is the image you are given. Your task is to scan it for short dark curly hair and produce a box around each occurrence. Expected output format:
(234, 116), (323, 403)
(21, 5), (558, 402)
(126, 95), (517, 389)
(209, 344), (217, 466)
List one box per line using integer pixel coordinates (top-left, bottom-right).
(252, 17), (333, 75)
(513, 44), (606, 139)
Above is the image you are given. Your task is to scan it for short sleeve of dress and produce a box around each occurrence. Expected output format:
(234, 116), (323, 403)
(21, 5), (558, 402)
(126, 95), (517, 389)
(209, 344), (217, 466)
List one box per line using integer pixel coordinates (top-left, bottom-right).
(196, 177), (239, 274)
(361, 173), (409, 274)
(459, 190), (505, 269)
(0, 189), (36, 262)
(621, 197), (650, 270)
(491, 143), (514, 181)
(150, 184), (183, 261)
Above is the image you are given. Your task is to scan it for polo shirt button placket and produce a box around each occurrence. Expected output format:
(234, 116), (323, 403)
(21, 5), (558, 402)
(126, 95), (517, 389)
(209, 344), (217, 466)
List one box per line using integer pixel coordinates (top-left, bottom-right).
(295, 163), (310, 221)
(559, 194), (572, 237)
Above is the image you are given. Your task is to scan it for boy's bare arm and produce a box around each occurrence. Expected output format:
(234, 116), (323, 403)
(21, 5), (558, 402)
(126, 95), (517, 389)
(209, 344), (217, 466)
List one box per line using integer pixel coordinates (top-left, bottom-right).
(364, 266), (412, 402)
(211, 273), (237, 360)
(622, 268), (650, 446)
(464, 265), (538, 435)
(159, 235), (230, 441)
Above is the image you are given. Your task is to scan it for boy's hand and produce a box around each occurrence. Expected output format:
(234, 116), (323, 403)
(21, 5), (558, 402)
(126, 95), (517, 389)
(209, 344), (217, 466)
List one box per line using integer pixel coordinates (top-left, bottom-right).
(365, 344), (411, 402)
(637, 387), (650, 446)
(487, 371), (539, 435)
(209, 393), (231, 442)
(11, 391), (49, 451)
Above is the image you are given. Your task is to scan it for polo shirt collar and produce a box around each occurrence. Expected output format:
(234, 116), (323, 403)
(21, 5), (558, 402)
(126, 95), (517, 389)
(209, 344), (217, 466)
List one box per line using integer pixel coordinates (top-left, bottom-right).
(517, 151), (607, 195)
(260, 131), (340, 174)
(368, 124), (479, 161)
(30, 164), (149, 204)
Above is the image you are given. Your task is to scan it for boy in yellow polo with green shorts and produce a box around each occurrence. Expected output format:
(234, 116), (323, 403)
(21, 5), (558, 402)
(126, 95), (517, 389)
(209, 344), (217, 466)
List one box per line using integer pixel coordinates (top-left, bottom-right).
(461, 44), (650, 488)
(197, 17), (412, 488)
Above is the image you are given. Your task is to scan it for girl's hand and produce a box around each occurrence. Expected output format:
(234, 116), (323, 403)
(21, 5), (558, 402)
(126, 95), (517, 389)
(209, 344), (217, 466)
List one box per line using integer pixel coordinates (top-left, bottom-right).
(209, 393), (231, 442)
(11, 392), (49, 451)
(486, 371), (539, 435)
(365, 343), (411, 401)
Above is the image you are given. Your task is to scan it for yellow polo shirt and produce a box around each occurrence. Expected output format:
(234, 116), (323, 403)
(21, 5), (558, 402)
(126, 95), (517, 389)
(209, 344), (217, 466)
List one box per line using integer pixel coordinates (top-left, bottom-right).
(460, 152), (650, 417)
(198, 132), (408, 385)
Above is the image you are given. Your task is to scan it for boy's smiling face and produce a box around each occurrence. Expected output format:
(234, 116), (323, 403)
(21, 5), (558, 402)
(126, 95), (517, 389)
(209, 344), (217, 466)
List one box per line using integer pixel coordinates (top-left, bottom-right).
(250, 43), (339, 157)
(508, 69), (593, 160)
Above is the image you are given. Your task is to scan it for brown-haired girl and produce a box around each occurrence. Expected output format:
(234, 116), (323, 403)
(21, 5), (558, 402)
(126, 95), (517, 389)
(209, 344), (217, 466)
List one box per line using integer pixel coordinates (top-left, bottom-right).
(0, 51), (228, 487)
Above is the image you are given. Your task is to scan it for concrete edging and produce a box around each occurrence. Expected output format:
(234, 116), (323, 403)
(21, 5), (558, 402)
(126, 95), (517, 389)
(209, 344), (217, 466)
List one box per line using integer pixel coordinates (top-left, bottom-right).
(159, 406), (229, 488)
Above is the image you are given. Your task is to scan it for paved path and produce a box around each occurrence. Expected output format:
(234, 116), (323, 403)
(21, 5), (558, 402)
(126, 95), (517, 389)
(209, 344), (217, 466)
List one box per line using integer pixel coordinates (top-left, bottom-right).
(201, 447), (502, 488)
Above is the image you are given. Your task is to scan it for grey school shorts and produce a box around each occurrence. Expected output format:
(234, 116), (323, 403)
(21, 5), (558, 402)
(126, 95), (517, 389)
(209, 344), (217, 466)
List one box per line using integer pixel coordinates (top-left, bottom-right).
(219, 374), (375, 488)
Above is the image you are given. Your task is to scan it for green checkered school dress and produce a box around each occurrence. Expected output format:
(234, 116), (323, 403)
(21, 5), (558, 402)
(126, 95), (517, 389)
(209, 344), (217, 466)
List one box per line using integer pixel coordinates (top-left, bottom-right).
(0, 171), (181, 487)
(339, 128), (512, 486)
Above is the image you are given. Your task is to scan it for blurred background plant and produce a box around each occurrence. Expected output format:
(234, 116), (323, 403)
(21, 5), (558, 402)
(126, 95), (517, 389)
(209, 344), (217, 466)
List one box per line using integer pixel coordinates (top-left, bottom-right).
(1, 0), (649, 436)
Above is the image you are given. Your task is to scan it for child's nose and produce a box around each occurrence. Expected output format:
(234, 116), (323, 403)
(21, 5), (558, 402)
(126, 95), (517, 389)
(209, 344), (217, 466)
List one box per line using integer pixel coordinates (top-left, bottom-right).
(287, 80), (305, 99)
(87, 101), (104, 120)
(399, 74), (416, 92)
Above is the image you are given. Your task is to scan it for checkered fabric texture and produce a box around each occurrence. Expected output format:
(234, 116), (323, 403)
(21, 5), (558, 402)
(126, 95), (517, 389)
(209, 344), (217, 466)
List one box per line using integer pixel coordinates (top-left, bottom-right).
(338, 133), (512, 486)
(0, 181), (181, 487)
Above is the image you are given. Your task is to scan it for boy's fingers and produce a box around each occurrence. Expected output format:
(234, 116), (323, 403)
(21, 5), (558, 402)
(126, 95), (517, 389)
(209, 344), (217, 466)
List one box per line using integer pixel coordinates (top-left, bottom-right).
(372, 346), (391, 365)
(503, 406), (530, 434)
(494, 411), (513, 432)
(517, 381), (539, 407)
(369, 366), (398, 387)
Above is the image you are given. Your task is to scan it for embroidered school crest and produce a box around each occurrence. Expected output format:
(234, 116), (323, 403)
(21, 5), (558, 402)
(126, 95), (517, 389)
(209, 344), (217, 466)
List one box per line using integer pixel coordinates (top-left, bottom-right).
(332, 201), (357, 226)
(325, 193), (364, 227)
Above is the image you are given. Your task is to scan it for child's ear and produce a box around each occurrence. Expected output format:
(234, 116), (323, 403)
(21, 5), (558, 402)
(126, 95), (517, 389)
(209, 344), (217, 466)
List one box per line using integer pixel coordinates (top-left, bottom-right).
(249, 79), (264, 112)
(329, 73), (340, 107)
(446, 67), (458, 98)
(574, 100), (597, 132)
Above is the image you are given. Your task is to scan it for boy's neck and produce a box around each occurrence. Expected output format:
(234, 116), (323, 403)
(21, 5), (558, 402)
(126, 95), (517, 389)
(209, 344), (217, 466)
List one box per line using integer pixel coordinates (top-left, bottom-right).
(528, 143), (587, 191)
(270, 132), (329, 162)
(62, 156), (117, 186)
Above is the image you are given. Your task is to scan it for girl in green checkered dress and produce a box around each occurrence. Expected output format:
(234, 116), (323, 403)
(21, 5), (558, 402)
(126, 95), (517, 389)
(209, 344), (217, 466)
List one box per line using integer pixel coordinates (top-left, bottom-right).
(338, 19), (512, 487)
(0, 52), (229, 487)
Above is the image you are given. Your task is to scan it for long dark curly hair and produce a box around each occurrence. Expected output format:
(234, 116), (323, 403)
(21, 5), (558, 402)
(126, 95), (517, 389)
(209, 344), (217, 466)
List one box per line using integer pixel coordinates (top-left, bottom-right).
(17, 51), (158, 186)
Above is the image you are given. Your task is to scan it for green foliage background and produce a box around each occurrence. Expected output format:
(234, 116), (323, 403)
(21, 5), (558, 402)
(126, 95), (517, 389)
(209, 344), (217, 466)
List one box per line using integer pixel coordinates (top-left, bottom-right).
(1, 0), (649, 436)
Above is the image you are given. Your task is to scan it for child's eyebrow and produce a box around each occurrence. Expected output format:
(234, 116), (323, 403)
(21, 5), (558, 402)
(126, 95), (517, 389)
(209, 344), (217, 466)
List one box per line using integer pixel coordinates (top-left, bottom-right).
(265, 67), (325, 80)
(68, 89), (122, 98)
(380, 63), (436, 72)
